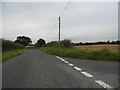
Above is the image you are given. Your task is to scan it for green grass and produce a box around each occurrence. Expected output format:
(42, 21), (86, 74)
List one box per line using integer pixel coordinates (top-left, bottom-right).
(39, 47), (119, 62)
(2, 49), (29, 63)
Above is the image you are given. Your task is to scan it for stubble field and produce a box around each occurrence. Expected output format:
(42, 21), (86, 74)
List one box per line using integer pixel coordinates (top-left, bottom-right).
(74, 44), (120, 52)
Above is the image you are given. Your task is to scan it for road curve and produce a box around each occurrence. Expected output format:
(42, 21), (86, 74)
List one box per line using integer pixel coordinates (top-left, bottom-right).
(2, 50), (118, 88)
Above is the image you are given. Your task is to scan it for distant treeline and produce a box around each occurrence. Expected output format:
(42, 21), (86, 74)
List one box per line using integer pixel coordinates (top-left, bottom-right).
(73, 40), (120, 46)
(2, 39), (24, 51)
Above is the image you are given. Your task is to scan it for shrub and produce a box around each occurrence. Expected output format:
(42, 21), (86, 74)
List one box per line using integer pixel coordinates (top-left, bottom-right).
(39, 47), (119, 62)
(60, 39), (72, 48)
(2, 39), (24, 51)
(47, 39), (72, 48)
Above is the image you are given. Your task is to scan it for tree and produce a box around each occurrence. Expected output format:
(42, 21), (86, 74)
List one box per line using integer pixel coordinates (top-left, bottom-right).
(14, 36), (32, 46)
(35, 38), (46, 47)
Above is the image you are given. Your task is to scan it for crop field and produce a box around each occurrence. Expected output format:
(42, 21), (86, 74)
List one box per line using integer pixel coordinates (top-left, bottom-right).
(74, 44), (120, 52)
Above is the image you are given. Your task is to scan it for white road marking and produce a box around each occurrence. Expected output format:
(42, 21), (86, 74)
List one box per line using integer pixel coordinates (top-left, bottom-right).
(56, 56), (60, 59)
(81, 71), (93, 77)
(73, 67), (82, 71)
(64, 61), (69, 64)
(60, 58), (65, 62)
(61, 59), (65, 62)
(68, 63), (74, 66)
(56, 56), (65, 61)
(57, 56), (113, 89)
(95, 80), (113, 88)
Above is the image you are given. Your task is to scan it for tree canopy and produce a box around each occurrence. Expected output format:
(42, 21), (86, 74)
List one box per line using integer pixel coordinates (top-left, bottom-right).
(35, 38), (46, 47)
(14, 36), (32, 46)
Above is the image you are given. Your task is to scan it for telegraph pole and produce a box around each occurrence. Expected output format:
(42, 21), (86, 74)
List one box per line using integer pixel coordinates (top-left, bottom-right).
(59, 17), (61, 43)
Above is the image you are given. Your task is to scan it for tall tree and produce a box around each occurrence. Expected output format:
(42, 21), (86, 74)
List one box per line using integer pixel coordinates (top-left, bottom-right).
(14, 36), (32, 46)
(35, 38), (46, 47)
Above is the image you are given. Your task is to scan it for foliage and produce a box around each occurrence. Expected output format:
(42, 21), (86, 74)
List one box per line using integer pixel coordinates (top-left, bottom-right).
(39, 47), (119, 62)
(35, 38), (46, 47)
(60, 39), (72, 48)
(47, 41), (59, 47)
(2, 39), (24, 51)
(14, 36), (32, 46)
(47, 39), (72, 48)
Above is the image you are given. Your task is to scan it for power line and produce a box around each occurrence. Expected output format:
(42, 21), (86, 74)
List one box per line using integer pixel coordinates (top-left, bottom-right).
(58, 0), (71, 42)
(44, 19), (59, 38)
(45, 0), (71, 40)
(60, 0), (71, 18)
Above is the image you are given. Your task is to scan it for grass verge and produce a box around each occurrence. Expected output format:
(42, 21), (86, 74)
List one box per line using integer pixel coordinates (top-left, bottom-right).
(39, 47), (119, 62)
(2, 49), (29, 63)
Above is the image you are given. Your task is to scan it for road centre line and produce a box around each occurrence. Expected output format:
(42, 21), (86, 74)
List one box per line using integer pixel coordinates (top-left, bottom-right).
(73, 66), (82, 71)
(56, 56), (113, 88)
(64, 61), (69, 64)
(95, 80), (113, 88)
(56, 56), (65, 61)
(81, 71), (93, 77)
(60, 59), (65, 62)
(68, 63), (74, 66)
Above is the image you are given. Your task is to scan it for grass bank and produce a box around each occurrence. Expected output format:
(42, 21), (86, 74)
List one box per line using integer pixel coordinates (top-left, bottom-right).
(2, 49), (29, 63)
(39, 47), (119, 62)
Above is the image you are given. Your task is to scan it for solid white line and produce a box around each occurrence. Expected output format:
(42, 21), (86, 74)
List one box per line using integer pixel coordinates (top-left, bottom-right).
(73, 67), (82, 71)
(95, 80), (113, 88)
(68, 63), (74, 66)
(81, 72), (93, 77)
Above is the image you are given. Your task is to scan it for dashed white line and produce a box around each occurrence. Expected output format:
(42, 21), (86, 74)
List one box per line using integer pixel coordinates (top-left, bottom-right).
(61, 59), (65, 62)
(73, 66), (82, 71)
(56, 56), (65, 61)
(64, 61), (69, 64)
(56, 56), (113, 89)
(81, 71), (93, 77)
(56, 56), (60, 59)
(95, 80), (113, 88)
(68, 63), (74, 66)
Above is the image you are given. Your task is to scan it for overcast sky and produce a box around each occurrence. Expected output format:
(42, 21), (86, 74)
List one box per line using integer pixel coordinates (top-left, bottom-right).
(1, 2), (118, 43)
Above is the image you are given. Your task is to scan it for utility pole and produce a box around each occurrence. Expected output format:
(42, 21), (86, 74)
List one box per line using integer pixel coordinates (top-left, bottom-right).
(59, 17), (61, 43)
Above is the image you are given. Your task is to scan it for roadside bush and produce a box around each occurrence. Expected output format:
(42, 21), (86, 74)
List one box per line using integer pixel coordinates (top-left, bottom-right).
(2, 39), (24, 51)
(39, 47), (119, 62)
(47, 39), (72, 48)
(60, 39), (72, 48)
(47, 41), (59, 47)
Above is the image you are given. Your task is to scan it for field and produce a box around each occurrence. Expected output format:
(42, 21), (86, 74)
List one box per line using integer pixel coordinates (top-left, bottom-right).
(74, 44), (119, 52)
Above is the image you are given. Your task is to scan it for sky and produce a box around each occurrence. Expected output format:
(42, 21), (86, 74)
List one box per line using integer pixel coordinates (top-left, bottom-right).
(1, 1), (118, 44)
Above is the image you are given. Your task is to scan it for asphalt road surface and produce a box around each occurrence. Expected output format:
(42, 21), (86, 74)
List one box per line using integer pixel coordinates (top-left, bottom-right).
(2, 50), (118, 89)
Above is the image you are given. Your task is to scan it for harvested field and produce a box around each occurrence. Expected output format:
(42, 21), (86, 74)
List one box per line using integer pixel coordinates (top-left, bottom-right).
(74, 44), (120, 52)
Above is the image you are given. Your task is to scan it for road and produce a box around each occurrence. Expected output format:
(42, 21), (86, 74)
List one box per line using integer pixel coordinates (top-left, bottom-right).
(2, 50), (118, 89)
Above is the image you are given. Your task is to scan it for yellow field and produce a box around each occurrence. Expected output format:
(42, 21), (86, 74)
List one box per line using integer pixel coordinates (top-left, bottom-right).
(74, 44), (120, 52)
